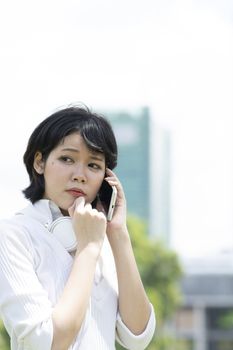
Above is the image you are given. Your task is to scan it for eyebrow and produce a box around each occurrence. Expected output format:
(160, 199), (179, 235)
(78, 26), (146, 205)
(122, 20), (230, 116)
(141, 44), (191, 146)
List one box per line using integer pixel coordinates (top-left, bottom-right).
(61, 147), (105, 162)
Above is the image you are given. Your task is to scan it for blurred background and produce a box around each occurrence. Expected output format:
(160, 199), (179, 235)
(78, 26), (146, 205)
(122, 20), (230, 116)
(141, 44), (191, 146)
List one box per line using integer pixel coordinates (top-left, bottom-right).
(0, 0), (233, 349)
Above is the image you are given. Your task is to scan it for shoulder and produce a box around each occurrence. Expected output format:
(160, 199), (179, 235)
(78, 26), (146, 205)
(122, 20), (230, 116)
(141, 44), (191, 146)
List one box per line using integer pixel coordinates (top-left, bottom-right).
(0, 215), (33, 252)
(0, 216), (27, 233)
(0, 200), (50, 238)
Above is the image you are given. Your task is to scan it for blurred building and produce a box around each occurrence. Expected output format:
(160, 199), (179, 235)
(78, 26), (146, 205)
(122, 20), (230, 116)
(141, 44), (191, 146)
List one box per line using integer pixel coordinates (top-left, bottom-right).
(102, 107), (171, 242)
(171, 254), (233, 350)
(106, 107), (150, 221)
(150, 124), (171, 244)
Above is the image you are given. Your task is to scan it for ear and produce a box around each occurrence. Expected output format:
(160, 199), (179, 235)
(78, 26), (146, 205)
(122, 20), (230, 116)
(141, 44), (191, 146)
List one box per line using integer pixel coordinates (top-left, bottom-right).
(33, 152), (45, 175)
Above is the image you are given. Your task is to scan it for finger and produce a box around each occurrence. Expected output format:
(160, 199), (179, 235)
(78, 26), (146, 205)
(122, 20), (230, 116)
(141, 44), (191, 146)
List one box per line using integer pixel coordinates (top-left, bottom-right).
(92, 208), (106, 220)
(105, 169), (125, 201)
(105, 169), (120, 184)
(104, 178), (122, 193)
(84, 203), (92, 212)
(105, 168), (115, 177)
(74, 196), (85, 212)
(68, 199), (78, 217)
(105, 179), (118, 186)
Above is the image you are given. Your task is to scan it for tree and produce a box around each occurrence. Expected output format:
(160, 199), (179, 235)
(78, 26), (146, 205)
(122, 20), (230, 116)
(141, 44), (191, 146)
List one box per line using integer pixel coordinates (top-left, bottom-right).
(0, 321), (10, 350)
(217, 310), (233, 330)
(116, 215), (183, 350)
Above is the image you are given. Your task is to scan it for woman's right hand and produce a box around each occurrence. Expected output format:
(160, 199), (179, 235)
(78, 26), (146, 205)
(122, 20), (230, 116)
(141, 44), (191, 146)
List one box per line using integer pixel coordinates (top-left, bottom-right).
(68, 196), (107, 256)
(52, 196), (106, 350)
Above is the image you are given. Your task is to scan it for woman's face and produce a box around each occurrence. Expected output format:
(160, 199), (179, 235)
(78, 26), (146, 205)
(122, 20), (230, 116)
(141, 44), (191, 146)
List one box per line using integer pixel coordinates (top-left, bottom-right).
(34, 132), (106, 214)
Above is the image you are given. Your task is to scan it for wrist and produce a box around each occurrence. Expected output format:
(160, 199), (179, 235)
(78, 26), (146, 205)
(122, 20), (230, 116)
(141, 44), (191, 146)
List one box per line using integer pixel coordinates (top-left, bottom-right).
(107, 226), (131, 247)
(75, 242), (102, 261)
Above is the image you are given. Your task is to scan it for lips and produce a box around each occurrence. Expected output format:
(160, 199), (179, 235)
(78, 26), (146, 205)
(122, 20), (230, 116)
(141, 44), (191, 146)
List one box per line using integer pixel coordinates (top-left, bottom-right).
(66, 188), (86, 198)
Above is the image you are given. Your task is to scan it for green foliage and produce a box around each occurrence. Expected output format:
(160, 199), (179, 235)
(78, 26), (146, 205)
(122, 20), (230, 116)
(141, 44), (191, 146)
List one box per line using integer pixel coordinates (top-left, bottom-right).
(116, 215), (183, 349)
(214, 340), (233, 350)
(127, 215), (183, 321)
(117, 337), (192, 350)
(217, 311), (233, 330)
(0, 321), (10, 350)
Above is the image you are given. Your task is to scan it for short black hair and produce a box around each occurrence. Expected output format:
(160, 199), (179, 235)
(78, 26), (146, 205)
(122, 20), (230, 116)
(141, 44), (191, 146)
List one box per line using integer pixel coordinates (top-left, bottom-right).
(23, 105), (118, 203)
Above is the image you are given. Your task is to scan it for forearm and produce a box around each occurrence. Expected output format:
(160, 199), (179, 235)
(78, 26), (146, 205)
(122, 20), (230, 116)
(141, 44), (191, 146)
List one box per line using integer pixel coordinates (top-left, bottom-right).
(108, 229), (151, 335)
(51, 246), (99, 350)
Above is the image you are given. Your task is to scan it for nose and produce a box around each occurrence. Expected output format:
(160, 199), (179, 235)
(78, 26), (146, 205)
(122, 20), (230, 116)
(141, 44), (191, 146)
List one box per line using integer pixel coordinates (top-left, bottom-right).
(72, 164), (87, 183)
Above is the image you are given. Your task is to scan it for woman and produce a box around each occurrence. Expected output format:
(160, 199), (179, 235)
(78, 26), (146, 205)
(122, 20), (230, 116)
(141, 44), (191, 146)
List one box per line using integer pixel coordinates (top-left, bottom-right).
(0, 105), (155, 350)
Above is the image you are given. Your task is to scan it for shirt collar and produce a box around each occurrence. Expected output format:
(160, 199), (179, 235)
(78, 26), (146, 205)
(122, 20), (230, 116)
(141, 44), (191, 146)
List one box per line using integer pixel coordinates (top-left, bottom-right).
(16, 199), (63, 227)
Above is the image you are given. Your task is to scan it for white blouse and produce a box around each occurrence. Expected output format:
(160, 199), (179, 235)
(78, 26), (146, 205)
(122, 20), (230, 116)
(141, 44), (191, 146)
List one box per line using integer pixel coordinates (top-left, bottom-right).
(0, 199), (155, 350)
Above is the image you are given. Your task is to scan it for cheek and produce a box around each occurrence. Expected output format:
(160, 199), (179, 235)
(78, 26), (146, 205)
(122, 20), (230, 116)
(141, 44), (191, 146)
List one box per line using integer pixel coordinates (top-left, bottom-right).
(47, 160), (66, 172)
(91, 174), (105, 192)
(44, 162), (66, 181)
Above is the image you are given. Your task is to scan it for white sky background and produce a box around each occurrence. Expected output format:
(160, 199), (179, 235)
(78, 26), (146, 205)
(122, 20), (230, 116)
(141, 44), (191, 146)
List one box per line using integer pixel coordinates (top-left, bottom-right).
(0, 0), (232, 258)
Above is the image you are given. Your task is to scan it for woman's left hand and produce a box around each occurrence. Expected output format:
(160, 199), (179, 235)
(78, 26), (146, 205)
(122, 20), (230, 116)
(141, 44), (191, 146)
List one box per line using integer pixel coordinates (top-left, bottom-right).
(97, 168), (127, 235)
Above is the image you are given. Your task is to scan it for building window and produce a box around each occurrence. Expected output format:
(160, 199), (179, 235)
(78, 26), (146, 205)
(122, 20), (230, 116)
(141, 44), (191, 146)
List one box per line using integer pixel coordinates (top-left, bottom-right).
(206, 307), (233, 350)
(206, 307), (233, 330)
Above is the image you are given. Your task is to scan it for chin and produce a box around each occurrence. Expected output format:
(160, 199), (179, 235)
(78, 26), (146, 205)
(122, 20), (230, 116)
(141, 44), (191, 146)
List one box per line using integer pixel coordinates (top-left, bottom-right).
(56, 201), (72, 216)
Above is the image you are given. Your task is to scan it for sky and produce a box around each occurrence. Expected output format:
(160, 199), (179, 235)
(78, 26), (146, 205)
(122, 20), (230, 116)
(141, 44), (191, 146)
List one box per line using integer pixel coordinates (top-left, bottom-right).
(0, 0), (232, 258)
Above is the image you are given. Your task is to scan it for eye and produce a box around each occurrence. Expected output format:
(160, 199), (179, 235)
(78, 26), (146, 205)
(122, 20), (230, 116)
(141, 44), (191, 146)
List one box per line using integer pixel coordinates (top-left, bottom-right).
(59, 156), (74, 163)
(89, 163), (102, 170)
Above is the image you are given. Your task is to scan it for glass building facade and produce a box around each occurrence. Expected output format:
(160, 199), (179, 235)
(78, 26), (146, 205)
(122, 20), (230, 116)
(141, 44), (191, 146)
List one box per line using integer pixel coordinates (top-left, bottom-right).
(105, 107), (150, 223)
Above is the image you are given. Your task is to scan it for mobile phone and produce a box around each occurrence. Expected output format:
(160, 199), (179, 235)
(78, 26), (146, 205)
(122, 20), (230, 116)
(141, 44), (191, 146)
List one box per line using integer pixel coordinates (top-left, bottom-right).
(99, 180), (117, 221)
